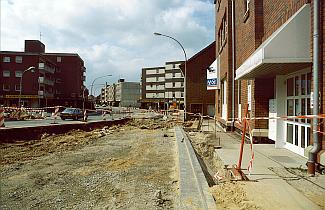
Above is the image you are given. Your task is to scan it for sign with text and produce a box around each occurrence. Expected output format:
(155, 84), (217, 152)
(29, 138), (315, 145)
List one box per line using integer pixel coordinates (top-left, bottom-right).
(207, 58), (220, 90)
(5, 95), (39, 99)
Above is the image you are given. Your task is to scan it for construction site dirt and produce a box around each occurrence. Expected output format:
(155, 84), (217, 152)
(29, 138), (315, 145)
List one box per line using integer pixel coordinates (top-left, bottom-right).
(1, 118), (325, 209)
(1, 119), (178, 209)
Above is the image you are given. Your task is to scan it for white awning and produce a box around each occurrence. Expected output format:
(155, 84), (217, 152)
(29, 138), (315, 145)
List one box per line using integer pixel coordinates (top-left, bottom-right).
(235, 4), (312, 80)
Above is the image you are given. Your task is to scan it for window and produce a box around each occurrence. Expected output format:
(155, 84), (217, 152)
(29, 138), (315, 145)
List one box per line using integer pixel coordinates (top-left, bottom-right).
(181, 82), (184, 87)
(216, 0), (221, 11)
(285, 71), (312, 149)
(15, 71), (22, 77)
(39, 63), (45, 69)
(57, 57), (62, 62)
(3, 70), (10, 77)
(56, 78), (63, 83)
(173, 82), (176, 87)
(3, 56), (10, 62)
(15, 56), (23, 63)
(218, 11), (227, 52)
(3, 84), (10, 91)
(172, 72), (175, 78)
(247, 80), (252, 111)
(15, 84), (21, 91)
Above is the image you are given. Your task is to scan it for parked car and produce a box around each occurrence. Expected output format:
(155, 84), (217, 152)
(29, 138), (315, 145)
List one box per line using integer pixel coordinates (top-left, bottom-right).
(60, 108), (83, 120)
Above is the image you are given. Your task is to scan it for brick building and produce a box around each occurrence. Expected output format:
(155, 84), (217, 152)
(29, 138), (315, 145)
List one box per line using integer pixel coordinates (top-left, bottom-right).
(215, 0), (324, 167)
(180, 42), (216, 116)
(215, 0), (236, 129)
(0, 40), (86, 108)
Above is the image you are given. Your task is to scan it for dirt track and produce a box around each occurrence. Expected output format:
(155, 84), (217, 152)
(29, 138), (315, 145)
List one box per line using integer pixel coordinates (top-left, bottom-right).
(0, 122), (178, 209)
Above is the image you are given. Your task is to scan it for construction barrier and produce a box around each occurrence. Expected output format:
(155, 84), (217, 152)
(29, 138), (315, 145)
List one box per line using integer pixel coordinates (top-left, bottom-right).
(83, 109), (88, 122)
(102, 110), (106, 120)
(51, 107), (60, 124)
(0, 107), (5, 128)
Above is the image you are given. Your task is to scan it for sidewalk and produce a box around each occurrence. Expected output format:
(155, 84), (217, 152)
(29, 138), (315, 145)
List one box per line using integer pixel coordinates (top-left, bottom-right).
(204, 119), (325, 210)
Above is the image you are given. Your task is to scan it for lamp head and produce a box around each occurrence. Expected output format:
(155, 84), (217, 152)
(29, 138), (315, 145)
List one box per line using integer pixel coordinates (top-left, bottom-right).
(27, 66), (36, 73)
(154, 32), (162, 36)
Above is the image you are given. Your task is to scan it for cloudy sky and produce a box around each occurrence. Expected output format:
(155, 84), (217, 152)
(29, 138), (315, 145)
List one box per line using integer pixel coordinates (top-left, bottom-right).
(1, 0), (215, 95)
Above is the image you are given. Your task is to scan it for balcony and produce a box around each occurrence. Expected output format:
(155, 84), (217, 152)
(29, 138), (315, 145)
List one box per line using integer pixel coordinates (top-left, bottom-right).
(38, 77), (54, 86)
(38, 63), (55, 74)
(38, 91), (54, 98)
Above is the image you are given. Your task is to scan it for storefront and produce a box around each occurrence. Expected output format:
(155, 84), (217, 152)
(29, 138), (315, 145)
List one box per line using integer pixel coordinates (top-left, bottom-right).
(235, 4), (312, 157)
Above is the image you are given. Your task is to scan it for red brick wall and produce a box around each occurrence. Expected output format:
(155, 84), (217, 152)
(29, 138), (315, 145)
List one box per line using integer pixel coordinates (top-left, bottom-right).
(235, 0), (258, 68)
(262, 0), (310, 43)
(216, 0), (234, 121)
(46, 54), (85, 101)
(0, 53), (40, 95)
(186, 42), (216, 115)
(254, 78), (274, 129)
(235, 1), (258, 129)
(320, 1), (325, 145)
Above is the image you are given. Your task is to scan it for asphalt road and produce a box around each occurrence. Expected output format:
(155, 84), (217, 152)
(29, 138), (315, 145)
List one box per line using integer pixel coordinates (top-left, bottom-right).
(3, 113), (128, 129)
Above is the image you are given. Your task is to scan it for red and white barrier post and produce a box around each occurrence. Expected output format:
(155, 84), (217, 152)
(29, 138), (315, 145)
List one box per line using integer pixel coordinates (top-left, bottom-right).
(83, 109), (88, 122)
(51, 107), (59, 124)
(0, 107), (5, 128)
(102, 110), (106, 120)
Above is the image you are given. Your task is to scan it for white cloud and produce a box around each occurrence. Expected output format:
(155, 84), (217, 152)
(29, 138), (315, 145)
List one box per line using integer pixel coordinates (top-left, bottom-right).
(1, 0), (215, 95)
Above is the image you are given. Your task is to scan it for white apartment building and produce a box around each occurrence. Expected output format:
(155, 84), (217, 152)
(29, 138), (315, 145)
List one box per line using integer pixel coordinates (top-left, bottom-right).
(141, 61), (184, 110)
(101, 79), (140, 107)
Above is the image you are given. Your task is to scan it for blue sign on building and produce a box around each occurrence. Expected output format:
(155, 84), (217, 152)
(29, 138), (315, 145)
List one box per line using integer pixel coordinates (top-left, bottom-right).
(207, 78), (218, 86)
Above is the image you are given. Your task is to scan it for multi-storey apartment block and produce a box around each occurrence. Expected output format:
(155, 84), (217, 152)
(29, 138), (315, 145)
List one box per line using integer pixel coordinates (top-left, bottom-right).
(101, 79), (140, 107)
(141, 61), (184, 110)
(0, 40), (86, 108)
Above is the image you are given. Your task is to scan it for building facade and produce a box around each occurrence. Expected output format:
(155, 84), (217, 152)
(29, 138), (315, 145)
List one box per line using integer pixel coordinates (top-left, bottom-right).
(214, 0), (324, 166)
(180, 42), (216, 116)
(101, 79), (140, 107)
(141, 61), (184, 110)
(215, 0), (236, 130)
(0, 40), (86, 108)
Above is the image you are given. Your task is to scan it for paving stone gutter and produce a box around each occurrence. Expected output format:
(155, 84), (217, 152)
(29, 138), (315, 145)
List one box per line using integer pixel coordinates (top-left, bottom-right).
(175, 126), (217, 209)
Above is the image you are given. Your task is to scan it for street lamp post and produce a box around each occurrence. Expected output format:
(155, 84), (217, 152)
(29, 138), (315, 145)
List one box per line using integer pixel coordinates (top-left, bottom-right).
(90, 74), (112, 109)
(82, 86), (88, 112)
(19, 66), (36, 107)
(154, 32), (187, 121)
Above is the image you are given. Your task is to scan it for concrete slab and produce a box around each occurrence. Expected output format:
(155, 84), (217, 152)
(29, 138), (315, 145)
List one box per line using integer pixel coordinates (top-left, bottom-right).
(175, 126), (217, 210)
(214, 127), (324, 210)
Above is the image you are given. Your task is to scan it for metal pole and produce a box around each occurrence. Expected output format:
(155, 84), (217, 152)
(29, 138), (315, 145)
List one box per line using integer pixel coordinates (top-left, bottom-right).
(231, 0), (236, 131)
(82, 87), (86, 112)
(90, 74), (112, 109)
(308, 0), (321, 176)
(19, 72), (24, 107)
(154, 32), (187, 121)
(38, 77), (40, 108)
(18, 67), (35, 107)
